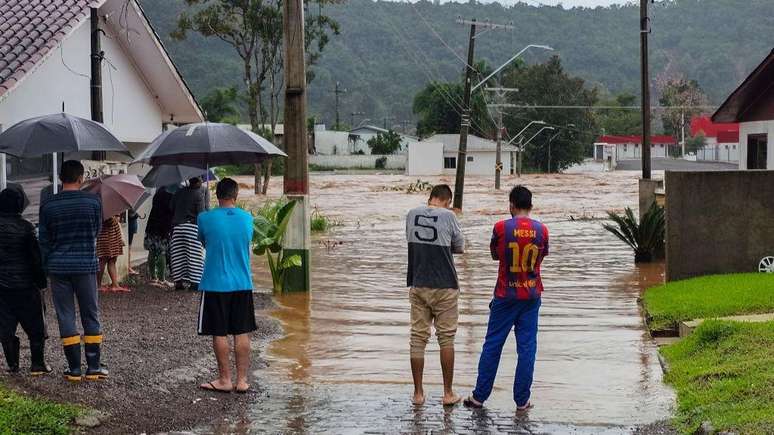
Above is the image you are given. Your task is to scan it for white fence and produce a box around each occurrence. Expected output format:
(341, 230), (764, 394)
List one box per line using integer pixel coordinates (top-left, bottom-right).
(309, 154), (406, 170)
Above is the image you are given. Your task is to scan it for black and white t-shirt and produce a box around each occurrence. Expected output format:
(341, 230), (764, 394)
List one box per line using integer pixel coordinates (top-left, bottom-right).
(405, 206), (465, 289)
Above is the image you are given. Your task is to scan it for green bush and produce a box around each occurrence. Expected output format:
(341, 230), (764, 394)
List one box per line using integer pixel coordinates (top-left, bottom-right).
(310, 207), (341, 233)
(602, 203), (664, 262)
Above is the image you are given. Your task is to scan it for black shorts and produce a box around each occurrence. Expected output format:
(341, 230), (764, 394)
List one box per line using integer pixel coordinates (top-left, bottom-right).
(197, 291), (257, 336)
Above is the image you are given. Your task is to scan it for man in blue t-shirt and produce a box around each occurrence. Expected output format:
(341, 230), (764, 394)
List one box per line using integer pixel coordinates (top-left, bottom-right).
(196, 178), (256, 394)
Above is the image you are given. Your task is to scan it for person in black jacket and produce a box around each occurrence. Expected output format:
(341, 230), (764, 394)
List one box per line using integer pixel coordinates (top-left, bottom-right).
(0, 185), (51, 375)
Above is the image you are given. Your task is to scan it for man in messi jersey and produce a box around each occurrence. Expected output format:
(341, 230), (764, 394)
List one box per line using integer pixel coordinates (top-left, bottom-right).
(464, 185), (548, 411)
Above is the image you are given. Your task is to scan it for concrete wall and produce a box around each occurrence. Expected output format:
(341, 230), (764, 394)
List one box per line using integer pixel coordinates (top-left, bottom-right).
(665, 170), (774, 281)
(314, 131), (350, 155)
(407, 142), (443, 176)
(696, 143), (739, 162)
(739, 120), (774, 169)
(309, 154), (406, 169)
(442, 151), (512, 176)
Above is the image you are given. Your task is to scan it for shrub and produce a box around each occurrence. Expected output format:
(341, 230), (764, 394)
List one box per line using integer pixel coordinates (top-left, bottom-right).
(602, 203), (664, 262)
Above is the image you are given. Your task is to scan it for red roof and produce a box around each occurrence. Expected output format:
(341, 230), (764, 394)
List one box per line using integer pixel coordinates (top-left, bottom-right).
(0, 0), (94, 98)
(690, 116), (739, 138)
(597, 135), (677, 145)
(717, 130), (739, 143)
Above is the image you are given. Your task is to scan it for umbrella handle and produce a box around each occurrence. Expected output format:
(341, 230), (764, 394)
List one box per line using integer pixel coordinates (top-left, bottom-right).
(52, 152), (58, 194)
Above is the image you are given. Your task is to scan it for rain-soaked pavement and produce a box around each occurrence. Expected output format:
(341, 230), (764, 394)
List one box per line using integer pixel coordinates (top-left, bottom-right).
(199, 170), (674, 434)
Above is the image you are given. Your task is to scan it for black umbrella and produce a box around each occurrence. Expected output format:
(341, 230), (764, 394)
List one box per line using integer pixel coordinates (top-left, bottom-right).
(133, 122), (286, 169)
(0, 113), (130, 158)
(141, 165), (218, 188)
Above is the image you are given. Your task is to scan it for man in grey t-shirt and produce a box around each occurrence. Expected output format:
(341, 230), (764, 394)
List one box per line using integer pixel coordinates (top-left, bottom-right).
(406, 184), (464, 406)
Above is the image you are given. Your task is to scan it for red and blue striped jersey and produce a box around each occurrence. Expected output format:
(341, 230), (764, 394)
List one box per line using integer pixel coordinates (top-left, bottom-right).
(490, 216), (549, 300)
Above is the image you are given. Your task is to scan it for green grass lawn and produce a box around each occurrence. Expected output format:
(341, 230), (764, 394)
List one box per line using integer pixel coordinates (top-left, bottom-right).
(0, 385), (80, 435)
(643, 273), (774, 331)
(661, 320), (774, 434)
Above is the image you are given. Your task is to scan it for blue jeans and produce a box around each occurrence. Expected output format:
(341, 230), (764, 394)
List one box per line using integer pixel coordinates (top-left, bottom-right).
(472, 297), (541, 407)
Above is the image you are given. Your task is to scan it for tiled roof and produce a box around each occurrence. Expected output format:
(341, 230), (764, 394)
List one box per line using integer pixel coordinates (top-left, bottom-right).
(0, 0), (92, 98)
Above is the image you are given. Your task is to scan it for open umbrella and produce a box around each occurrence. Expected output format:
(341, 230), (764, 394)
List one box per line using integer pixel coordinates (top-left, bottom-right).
(0, 113), (130, 194)
(83, 174), (145, 220)
(141, 164), (218, 188)
(133, 123), (286, 169)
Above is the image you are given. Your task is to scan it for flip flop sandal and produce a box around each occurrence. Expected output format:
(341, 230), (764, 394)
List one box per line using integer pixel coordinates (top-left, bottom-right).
(199, 382), (231, 394)
(463, 396), (483, 409)
(517, 401), (533, 411)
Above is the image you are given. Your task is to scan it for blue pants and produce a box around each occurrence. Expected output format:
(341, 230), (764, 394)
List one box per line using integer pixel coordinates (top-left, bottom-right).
(472, 297), (541, 407)
(49, 274), (101, 338)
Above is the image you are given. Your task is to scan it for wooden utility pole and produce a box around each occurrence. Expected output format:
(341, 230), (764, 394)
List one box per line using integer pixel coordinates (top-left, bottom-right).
(640, 0), (652, 179)
(283, 0), (311, 292)
(453, 20), (477, 210)
(90, 8), (105, 161)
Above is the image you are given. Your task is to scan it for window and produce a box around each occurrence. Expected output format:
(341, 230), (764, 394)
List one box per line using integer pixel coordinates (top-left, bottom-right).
(467, 156), (474, 162)
(444, 157), (457, 169)
(747, 134), (768, 169)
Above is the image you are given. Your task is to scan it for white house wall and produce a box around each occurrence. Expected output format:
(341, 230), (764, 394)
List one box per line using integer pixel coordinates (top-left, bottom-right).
(738, 120), (774, 169)
(407, 142), (443, 176)
(315, 131), (350, 155)
(0, 21), (165, 144)
(442, 151), (510, 176)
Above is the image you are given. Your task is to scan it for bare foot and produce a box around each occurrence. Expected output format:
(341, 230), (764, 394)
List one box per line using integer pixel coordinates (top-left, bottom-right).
(128, 268), (139, 276)
(442, 392), (462, 406)
(516, 401), (533, 411)
(199, 379), (232, 393)
(235, 381), (250, 393)
(412, 392), (425, 405)
(110, 285), (130, 292)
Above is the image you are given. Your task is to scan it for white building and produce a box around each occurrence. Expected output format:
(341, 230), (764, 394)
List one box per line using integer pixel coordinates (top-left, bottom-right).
(593, 135), (678, 161)
(347, 125), (417, 155)
(0, 0), (203, 271)
(407, 134), (515, 176)
(712, 49), (774, 170)
(689, 116), (740, 162)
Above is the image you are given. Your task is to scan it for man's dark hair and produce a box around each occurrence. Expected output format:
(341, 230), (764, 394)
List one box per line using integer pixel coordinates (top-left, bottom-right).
(429, 184), (453, 202)
(189, 176), (202, 188)
(60, 160), (84, 184)
(216, 178), (239, 201)
(0, 187), (24, 214)
(509, 185), (533, 210)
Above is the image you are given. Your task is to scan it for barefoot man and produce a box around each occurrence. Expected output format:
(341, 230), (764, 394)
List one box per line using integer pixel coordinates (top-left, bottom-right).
(196, 178), (256, 394)
(405, 184), (464, 406)
(464, 185), (549, 411)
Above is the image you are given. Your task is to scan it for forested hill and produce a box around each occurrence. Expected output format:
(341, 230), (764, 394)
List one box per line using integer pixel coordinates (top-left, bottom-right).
(140, 0), (773, 128)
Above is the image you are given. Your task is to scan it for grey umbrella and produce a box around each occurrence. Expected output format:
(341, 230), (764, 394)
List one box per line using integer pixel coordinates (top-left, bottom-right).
(141, 164), (218, 188)
(133, 122), (286, 169)
(0, 113), (130, 158)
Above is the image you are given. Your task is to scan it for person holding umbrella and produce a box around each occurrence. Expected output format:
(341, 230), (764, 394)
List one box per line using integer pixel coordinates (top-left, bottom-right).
(170, 177), (207, 291)
(0, 185), (51, 376)
(39, 160), (107, 382)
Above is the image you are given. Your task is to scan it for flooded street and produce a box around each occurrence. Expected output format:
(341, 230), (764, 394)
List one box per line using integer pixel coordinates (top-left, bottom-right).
(240, 170), (673, 433)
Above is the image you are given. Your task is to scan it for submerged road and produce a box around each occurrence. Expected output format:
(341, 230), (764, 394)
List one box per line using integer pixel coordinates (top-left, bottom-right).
(198, 172), (676, 433)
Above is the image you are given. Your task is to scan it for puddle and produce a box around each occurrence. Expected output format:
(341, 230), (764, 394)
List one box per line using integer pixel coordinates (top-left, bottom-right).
(239, 171), (673, 432)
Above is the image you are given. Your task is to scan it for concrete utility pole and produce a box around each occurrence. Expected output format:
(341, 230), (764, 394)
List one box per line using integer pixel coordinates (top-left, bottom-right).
(640, 0), (652, 179)
(282, 0), (311, 292)
(486, 86), (518, 189)
(90, 8), (105, 161)
(333, 81), (346, 130)
(453, 17), (513, 209)
(681, 110), (686, 157)
(546, 131), (561, 173)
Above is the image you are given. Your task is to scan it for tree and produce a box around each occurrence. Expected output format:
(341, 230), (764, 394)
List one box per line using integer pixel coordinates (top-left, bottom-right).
(367, 131), (402, 155)
(172, 0), (339, 194)
(658, 79), (710, 140)
(201, 87), (240, 123)
(596, 92), (642, 136)
(499, 56), (598, 172)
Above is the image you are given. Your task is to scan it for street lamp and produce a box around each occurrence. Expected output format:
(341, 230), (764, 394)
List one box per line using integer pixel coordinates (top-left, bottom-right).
(507, 120), (546, 147)
(472, 44), (554, 93)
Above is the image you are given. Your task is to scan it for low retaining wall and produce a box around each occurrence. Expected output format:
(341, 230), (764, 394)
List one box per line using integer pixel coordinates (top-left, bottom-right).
(309, 154), (406, 170)
(665, 170), (774, 281)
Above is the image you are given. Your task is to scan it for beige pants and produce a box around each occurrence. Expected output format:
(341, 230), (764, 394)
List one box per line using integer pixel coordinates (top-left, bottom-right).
(409, 287), (459, 358)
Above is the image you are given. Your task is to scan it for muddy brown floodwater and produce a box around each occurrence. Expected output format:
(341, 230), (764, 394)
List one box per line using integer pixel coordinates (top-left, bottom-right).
(203, 171), (674, 434)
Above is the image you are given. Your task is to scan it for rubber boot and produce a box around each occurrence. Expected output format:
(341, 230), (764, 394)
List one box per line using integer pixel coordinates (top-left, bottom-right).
(62, 336), (82, 382)
(29, 341), (52, 376)
(84, 335), (108, 381)
(1, 336), (20, 373)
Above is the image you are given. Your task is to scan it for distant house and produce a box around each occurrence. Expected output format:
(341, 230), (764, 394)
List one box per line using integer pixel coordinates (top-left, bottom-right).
(348, 125), (417, 155)
(407, 134), (516, 176)
(689, 116), (740, 162)
(593, 135), (678, 161)
(237, 124), (284, 146)
(712, 49), (774, 170)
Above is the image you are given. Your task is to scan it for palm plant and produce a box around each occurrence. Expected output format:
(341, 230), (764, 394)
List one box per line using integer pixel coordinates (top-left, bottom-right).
(602, 203), (665, 263)
(252, 199), (302, 292)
